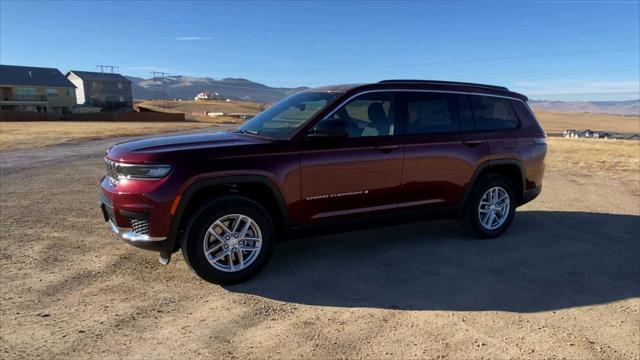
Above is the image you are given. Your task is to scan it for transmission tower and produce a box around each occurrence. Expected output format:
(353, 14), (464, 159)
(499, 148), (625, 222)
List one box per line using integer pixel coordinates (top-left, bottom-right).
(150, 71), (169, 106)
(96, 65), (119, 73)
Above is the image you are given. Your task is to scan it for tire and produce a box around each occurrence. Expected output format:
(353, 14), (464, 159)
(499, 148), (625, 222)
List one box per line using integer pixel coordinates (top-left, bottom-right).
(180, 195), (274, 284)
(463, 174), (516, 239)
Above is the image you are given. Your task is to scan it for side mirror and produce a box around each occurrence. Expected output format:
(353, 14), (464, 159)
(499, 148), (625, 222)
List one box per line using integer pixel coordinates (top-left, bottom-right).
(306, 119), (349, 140)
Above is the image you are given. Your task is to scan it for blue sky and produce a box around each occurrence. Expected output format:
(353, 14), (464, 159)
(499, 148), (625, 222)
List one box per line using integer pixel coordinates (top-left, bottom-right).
(1, 0), (639, 101)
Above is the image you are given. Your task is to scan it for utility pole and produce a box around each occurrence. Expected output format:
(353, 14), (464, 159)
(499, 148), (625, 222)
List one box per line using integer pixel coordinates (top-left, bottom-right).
(150, 71), (169, 106)
(96, 65), (119, 73)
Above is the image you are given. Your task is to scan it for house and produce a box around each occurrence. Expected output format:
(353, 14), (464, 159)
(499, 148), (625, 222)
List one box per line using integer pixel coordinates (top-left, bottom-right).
(0, 64), (77, 114)
(195, 92), (220, 101)
(66, 70), (132, 111)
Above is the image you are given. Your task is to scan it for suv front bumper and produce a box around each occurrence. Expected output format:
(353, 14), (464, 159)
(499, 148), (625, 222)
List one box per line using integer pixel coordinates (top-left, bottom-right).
(100, 196), (169, 250)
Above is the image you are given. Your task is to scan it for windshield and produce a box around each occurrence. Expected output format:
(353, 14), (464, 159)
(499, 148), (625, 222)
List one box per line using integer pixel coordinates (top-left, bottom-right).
(238, 91), (341, 139)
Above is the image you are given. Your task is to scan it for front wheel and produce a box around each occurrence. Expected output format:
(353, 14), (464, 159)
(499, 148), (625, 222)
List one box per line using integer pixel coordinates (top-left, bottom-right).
(181, 195), (274, 284)
(464, 174), (516, 239)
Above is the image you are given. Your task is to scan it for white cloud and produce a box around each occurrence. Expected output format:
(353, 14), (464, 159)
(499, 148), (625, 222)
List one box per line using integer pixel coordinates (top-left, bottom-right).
(174, 36), (213, 41)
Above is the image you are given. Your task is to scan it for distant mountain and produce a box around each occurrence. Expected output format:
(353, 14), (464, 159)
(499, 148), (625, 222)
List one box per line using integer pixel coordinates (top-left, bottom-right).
(126, 75), (308, 104)
(529, 99), (639, 116)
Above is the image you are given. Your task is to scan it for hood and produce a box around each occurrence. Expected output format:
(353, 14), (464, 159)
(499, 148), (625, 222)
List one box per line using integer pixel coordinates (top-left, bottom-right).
(106, 130), (273, 163)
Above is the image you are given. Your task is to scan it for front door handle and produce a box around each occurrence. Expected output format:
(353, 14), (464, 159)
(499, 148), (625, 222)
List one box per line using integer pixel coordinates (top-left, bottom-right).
(375, 145), (400, 153)
(463, 139), (483, 147)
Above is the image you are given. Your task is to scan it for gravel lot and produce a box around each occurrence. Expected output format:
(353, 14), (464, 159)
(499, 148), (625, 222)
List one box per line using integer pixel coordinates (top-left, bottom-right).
(1, 135), (638, 359)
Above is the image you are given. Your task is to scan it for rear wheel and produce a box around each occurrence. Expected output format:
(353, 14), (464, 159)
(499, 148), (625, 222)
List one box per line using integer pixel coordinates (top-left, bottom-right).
(464, 174), (516, 239)
(181, 195), (274, 284)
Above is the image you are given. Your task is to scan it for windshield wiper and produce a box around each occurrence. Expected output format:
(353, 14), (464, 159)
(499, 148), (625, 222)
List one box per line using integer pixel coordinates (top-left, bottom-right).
(237, 129), (259, 135)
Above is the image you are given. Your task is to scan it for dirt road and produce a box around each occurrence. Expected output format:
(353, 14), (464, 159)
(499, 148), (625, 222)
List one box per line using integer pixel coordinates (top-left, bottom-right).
(0, 125), (237, 174)
(1, 136), (638, 359)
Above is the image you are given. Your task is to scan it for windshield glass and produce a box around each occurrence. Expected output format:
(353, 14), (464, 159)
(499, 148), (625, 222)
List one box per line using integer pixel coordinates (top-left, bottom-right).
(238, 91), (340, 139)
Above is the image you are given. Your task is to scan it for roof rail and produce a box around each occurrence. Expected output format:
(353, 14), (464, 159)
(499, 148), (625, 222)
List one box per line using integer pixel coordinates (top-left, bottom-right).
(378, 79), (509, 91)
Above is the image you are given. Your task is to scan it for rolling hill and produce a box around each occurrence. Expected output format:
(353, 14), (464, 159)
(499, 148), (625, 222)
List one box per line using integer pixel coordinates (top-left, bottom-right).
(128, 75), (307, 104)
(128, 74), (639, 117)
(529, 99), (639, 116)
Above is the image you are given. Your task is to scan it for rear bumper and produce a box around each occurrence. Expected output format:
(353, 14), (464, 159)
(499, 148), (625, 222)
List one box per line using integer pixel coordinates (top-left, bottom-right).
(521, 186), (542, 205)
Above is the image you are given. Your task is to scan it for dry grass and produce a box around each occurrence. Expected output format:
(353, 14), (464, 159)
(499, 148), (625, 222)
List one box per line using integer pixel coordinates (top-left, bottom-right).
(534, 110), (639, 134)
(0, 121), (213, 151)
(137, 100), (265, 115)
(546, 137), (640, 182)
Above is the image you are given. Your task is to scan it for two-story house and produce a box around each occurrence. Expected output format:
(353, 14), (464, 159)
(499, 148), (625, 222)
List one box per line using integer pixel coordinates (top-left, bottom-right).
(0, 65), (77, 114)
(66, 71), (133, 111)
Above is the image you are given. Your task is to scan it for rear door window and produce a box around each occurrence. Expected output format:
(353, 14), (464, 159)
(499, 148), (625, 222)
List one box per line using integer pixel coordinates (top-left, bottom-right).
(470, 95), (519, 131)
(402, 92), (459, 134)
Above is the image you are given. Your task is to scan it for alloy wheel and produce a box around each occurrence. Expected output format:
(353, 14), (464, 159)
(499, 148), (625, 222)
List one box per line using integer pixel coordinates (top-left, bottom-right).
(202, 214), (262, 272)
(478, 187), (510, 230)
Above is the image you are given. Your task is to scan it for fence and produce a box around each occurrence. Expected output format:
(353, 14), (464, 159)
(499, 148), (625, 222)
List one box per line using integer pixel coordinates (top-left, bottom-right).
(0, 110), (185, 122)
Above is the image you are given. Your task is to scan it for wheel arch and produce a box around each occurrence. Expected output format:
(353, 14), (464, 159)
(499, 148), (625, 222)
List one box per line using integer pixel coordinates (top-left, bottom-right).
(166, 175), (291, 252)
(461, 159), (526, 212)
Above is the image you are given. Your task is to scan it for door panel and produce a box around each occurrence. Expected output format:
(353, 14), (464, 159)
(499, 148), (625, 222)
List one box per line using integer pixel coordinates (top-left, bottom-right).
(401, 133), (489, 207)
(397, 92), (489, 207)
(299, 92), (404, 222)
(300, 141), (404, 220)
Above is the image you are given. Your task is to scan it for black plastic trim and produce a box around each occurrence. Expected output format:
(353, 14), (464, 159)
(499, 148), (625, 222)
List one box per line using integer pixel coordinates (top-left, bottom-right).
(166, 175), (291, 251)
(460, 159), (527, 214)
(119, 210), (148, 220)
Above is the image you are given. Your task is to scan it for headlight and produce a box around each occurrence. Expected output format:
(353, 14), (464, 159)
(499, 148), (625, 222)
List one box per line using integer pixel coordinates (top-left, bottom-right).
(117, 164), (172, 179)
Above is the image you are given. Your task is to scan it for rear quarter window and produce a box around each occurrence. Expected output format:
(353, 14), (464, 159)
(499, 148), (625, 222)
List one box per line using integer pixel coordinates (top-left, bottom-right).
(511, 100), (544, 132)
(470, 95), (519, 131)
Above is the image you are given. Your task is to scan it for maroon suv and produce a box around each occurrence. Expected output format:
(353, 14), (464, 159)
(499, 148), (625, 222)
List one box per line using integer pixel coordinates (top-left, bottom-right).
(100, 80), (546, 284)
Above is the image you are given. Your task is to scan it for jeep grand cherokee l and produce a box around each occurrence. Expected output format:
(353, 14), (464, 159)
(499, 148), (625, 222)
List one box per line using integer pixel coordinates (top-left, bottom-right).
(99, 80), (546, 284)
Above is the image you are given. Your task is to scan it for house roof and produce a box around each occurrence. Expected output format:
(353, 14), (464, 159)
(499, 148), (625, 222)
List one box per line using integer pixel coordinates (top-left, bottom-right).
(67, 70), (131, 83)
(0, 64), (75, 87)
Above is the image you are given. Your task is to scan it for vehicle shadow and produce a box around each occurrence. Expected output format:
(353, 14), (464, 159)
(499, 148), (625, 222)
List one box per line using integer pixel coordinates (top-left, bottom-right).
(226, 211), (640, 312)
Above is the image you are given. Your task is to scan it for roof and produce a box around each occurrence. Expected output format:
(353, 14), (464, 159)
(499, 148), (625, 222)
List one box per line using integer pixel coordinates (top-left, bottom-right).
(67, 70), (131, 83)
(306, 80), (528, 101)
(378, 79), (509, 91)
(0, 64), (75, 87)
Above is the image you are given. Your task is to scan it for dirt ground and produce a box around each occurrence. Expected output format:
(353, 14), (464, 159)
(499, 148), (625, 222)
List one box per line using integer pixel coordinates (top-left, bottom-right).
(0, 121), (213, 151)
(0, 134), (638, 359)
(535, 110), (640, 134)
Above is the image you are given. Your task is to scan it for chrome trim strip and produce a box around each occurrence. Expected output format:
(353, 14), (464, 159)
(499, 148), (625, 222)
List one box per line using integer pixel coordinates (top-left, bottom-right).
(108, 220), (167, 242)
(321, 88), (528, 122)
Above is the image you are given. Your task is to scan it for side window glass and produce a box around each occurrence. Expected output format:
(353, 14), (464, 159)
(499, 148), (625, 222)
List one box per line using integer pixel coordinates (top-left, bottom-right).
(403, 92), (459, 134)
(321, 92), (395, 138)
(470, 95), (519, 131)
(458, 95), (474, 132)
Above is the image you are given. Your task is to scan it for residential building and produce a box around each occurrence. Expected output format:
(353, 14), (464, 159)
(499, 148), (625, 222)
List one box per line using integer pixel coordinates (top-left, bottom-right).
(195, 91), (220, 101)
(0, 64), (77, 114)
(66, 71), (132, 111)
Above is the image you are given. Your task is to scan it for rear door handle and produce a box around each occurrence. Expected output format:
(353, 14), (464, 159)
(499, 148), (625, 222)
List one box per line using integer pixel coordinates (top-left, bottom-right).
(375, 145), (400, 153)
(463, 139), (483, 147)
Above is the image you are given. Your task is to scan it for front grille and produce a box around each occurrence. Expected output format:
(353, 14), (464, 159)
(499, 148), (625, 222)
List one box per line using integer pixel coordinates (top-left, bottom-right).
(130, 218), (150, 235)
(104, 158), (119, 180)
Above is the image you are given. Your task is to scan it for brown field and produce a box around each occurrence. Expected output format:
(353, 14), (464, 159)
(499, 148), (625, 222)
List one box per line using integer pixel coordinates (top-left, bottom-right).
(546, 137), (640, 182)
(137, 99), (266, 115)
(1, 108), (638, 153)
(1, 134), (638, 359)
(0, 121), (213, 151)
(534, 109), (640, 134)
